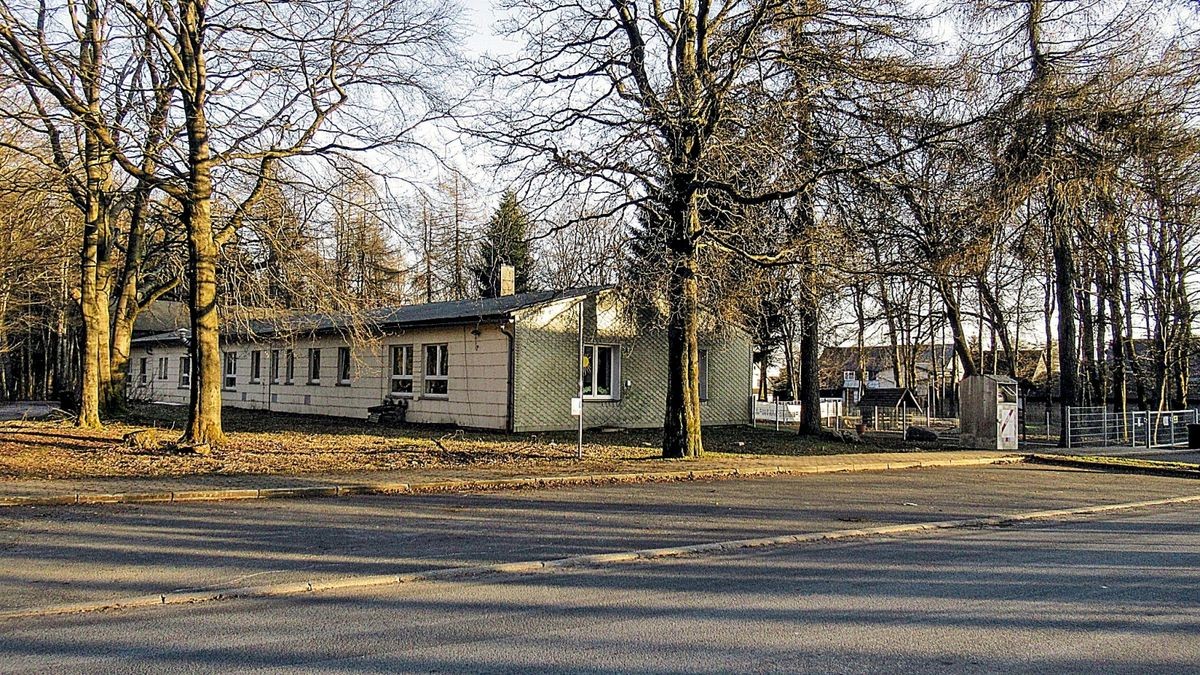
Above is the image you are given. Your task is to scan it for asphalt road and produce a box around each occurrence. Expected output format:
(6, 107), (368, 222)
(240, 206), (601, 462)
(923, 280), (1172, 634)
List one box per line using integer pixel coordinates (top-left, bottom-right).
(2, 504), (1198, 673)
(3, 464), (1200, 613)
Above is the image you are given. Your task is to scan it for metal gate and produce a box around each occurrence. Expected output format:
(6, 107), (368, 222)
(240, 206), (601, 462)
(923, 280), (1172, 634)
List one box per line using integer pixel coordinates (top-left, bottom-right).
(1066, 406), (1198, 449)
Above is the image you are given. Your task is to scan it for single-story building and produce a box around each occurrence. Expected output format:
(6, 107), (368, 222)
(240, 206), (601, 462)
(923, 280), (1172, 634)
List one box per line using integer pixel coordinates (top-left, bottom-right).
(127, 287), (755, 432)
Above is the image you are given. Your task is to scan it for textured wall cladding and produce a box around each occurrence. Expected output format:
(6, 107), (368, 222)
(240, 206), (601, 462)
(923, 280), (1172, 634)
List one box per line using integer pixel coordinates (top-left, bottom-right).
(128, 324), (511, 429)
(511, 296), (753, 432)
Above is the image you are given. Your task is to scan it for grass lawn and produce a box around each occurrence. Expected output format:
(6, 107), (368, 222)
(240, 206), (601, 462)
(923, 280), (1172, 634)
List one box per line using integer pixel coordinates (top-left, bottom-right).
(0, 403), (946, 481)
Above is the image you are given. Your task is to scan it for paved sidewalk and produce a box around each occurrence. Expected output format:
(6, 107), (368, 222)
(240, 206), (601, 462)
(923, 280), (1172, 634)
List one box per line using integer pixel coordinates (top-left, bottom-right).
(0, 450), (1020, 506)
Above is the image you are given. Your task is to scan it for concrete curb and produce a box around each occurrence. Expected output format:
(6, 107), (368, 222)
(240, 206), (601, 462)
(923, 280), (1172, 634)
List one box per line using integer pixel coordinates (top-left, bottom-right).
(0, 454), (1024, 508)
(1028, 453), (1200, 479)
(3, 490), (1197, 622)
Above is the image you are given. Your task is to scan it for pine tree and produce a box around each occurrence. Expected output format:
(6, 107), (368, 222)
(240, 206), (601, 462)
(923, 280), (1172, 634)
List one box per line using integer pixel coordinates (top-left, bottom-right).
(473, 191), (535, 297)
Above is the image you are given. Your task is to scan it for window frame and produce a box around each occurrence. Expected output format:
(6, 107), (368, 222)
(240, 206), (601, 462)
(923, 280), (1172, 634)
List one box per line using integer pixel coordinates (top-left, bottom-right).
(157, 356), (169, 381)
(138, 357), (148, 384)
(581, 344), (620, 401)
(422, 343), (449, 397)
(270, 349), (280, 384)
(178, 355), (191, 388)
(307, 348), (321, 385)
(223, 351), (237, 389)
(389, 344), (415, 396)
(336, 346), (352, 385)
(249, 350), (262, 384)
(284, 349), (295, 385)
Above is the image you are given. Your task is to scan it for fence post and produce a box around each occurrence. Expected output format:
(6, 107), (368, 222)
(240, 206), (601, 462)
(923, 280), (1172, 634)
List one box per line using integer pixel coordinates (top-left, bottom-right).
(1148, 411), (1154, 449)
(1065, 407), (1072, 450)
(1102, 408), (1108, 447)
(873, 407), (879, 431)
(775, 399), (780, 432)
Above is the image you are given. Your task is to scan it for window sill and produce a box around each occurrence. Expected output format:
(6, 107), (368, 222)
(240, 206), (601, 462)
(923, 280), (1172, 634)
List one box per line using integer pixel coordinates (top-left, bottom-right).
(421, 394), (449, 400)
(583, 396), (620, 403)
(335, 382), (352, 387)
(306, 382), (321, 386)
(388, 392), (414, 399)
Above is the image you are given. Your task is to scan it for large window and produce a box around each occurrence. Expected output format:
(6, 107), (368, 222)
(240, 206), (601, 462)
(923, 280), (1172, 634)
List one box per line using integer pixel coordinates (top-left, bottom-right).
(582, 344), (619, 399)
(223, 352), (237, 389)
(178, 356), (191, 388)
(138, 357), (148, 384)
(423, 344), (448, 396)
(390, 344), (414, 395)
(270, 349), (280, 384)
(307, 348), (321, 385)
(337, 347), (352, 385)
(157, 357), (169, 380)
(285, 349), (295, 384)
(250, 350), (262, 383)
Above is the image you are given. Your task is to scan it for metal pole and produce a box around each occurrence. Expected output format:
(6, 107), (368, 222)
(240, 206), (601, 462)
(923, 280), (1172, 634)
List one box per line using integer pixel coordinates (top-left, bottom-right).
(1045, 410), (1051, 442)
(775, 399), (780, 431)
(577, 299), (584, 460)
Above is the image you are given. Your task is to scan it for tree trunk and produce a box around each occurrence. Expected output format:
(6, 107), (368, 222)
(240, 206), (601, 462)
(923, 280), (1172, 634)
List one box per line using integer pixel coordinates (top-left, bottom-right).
(1050, 181), (1078, 447)
(797, 295), (821, 435)
(935, 277), (978, 377)
(180, 0), (226, 446)
(662, 192), (702, 459)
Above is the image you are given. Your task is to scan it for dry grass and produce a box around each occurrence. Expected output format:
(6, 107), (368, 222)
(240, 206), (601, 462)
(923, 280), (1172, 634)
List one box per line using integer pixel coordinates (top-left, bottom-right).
(0, 403), (939, 481)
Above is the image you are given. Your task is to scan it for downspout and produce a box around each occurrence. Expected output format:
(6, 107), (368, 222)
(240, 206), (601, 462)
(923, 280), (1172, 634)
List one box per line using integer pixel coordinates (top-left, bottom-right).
(500, 317), (516, 433)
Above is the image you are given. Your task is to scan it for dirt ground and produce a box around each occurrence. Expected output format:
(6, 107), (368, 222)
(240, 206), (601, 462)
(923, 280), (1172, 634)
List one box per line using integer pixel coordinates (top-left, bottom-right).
(0, 404), (942, 481)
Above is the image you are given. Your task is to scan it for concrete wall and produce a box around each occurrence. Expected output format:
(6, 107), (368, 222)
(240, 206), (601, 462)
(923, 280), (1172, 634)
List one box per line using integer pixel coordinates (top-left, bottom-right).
(510, 293), (753, 432)
(128, 323), (512, 429)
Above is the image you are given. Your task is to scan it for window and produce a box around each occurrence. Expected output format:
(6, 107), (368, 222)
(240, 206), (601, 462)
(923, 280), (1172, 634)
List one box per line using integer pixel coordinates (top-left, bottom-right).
(250, 350), (262, 383)
(843, 370), (856, 382)
(157, 357), (169, 380)
(390, 344), (414, 395)
(582, 344), (619, 399)
(337, 347), (352, 385)
(178, 356), (191, 388)
(285, 349), (295, 384)
(423, 343), (448, 396)
(223, 352), (237, 389)
(699, 349), (709, 401)
(307, 348), (321, 384)
(270, 350), (280, 384)
(138, 357), (148, 384)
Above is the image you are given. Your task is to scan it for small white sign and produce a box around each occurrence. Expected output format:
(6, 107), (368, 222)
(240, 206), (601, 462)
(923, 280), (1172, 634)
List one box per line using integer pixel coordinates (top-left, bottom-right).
(571, 397), (582, 416)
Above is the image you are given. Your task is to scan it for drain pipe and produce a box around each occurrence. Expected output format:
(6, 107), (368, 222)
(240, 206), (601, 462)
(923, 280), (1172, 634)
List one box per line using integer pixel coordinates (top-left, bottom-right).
(499, 318), (516, 433)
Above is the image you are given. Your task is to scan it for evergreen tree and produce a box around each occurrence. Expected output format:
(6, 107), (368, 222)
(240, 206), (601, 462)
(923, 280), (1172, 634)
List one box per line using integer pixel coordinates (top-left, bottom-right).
(473, 191), (535, 297)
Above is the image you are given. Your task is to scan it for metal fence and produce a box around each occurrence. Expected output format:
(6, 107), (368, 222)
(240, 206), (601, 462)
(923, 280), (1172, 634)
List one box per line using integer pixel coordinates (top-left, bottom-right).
(750, 397), (959, 436)
(752, 398), (843, 430)
(1065, 406), (1198, 449)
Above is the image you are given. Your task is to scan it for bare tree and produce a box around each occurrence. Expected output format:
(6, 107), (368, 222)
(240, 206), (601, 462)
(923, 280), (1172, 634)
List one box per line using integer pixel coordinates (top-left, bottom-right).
(0, 0), (460, 444)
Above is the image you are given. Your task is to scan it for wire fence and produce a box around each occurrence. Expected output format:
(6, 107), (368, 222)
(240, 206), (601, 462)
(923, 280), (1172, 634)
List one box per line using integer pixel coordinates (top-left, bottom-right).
(1064, 406), (1199, 450)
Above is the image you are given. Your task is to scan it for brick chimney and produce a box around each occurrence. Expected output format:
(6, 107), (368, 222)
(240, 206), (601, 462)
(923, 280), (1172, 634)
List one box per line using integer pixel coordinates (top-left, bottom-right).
(499, 264), (515, 296)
